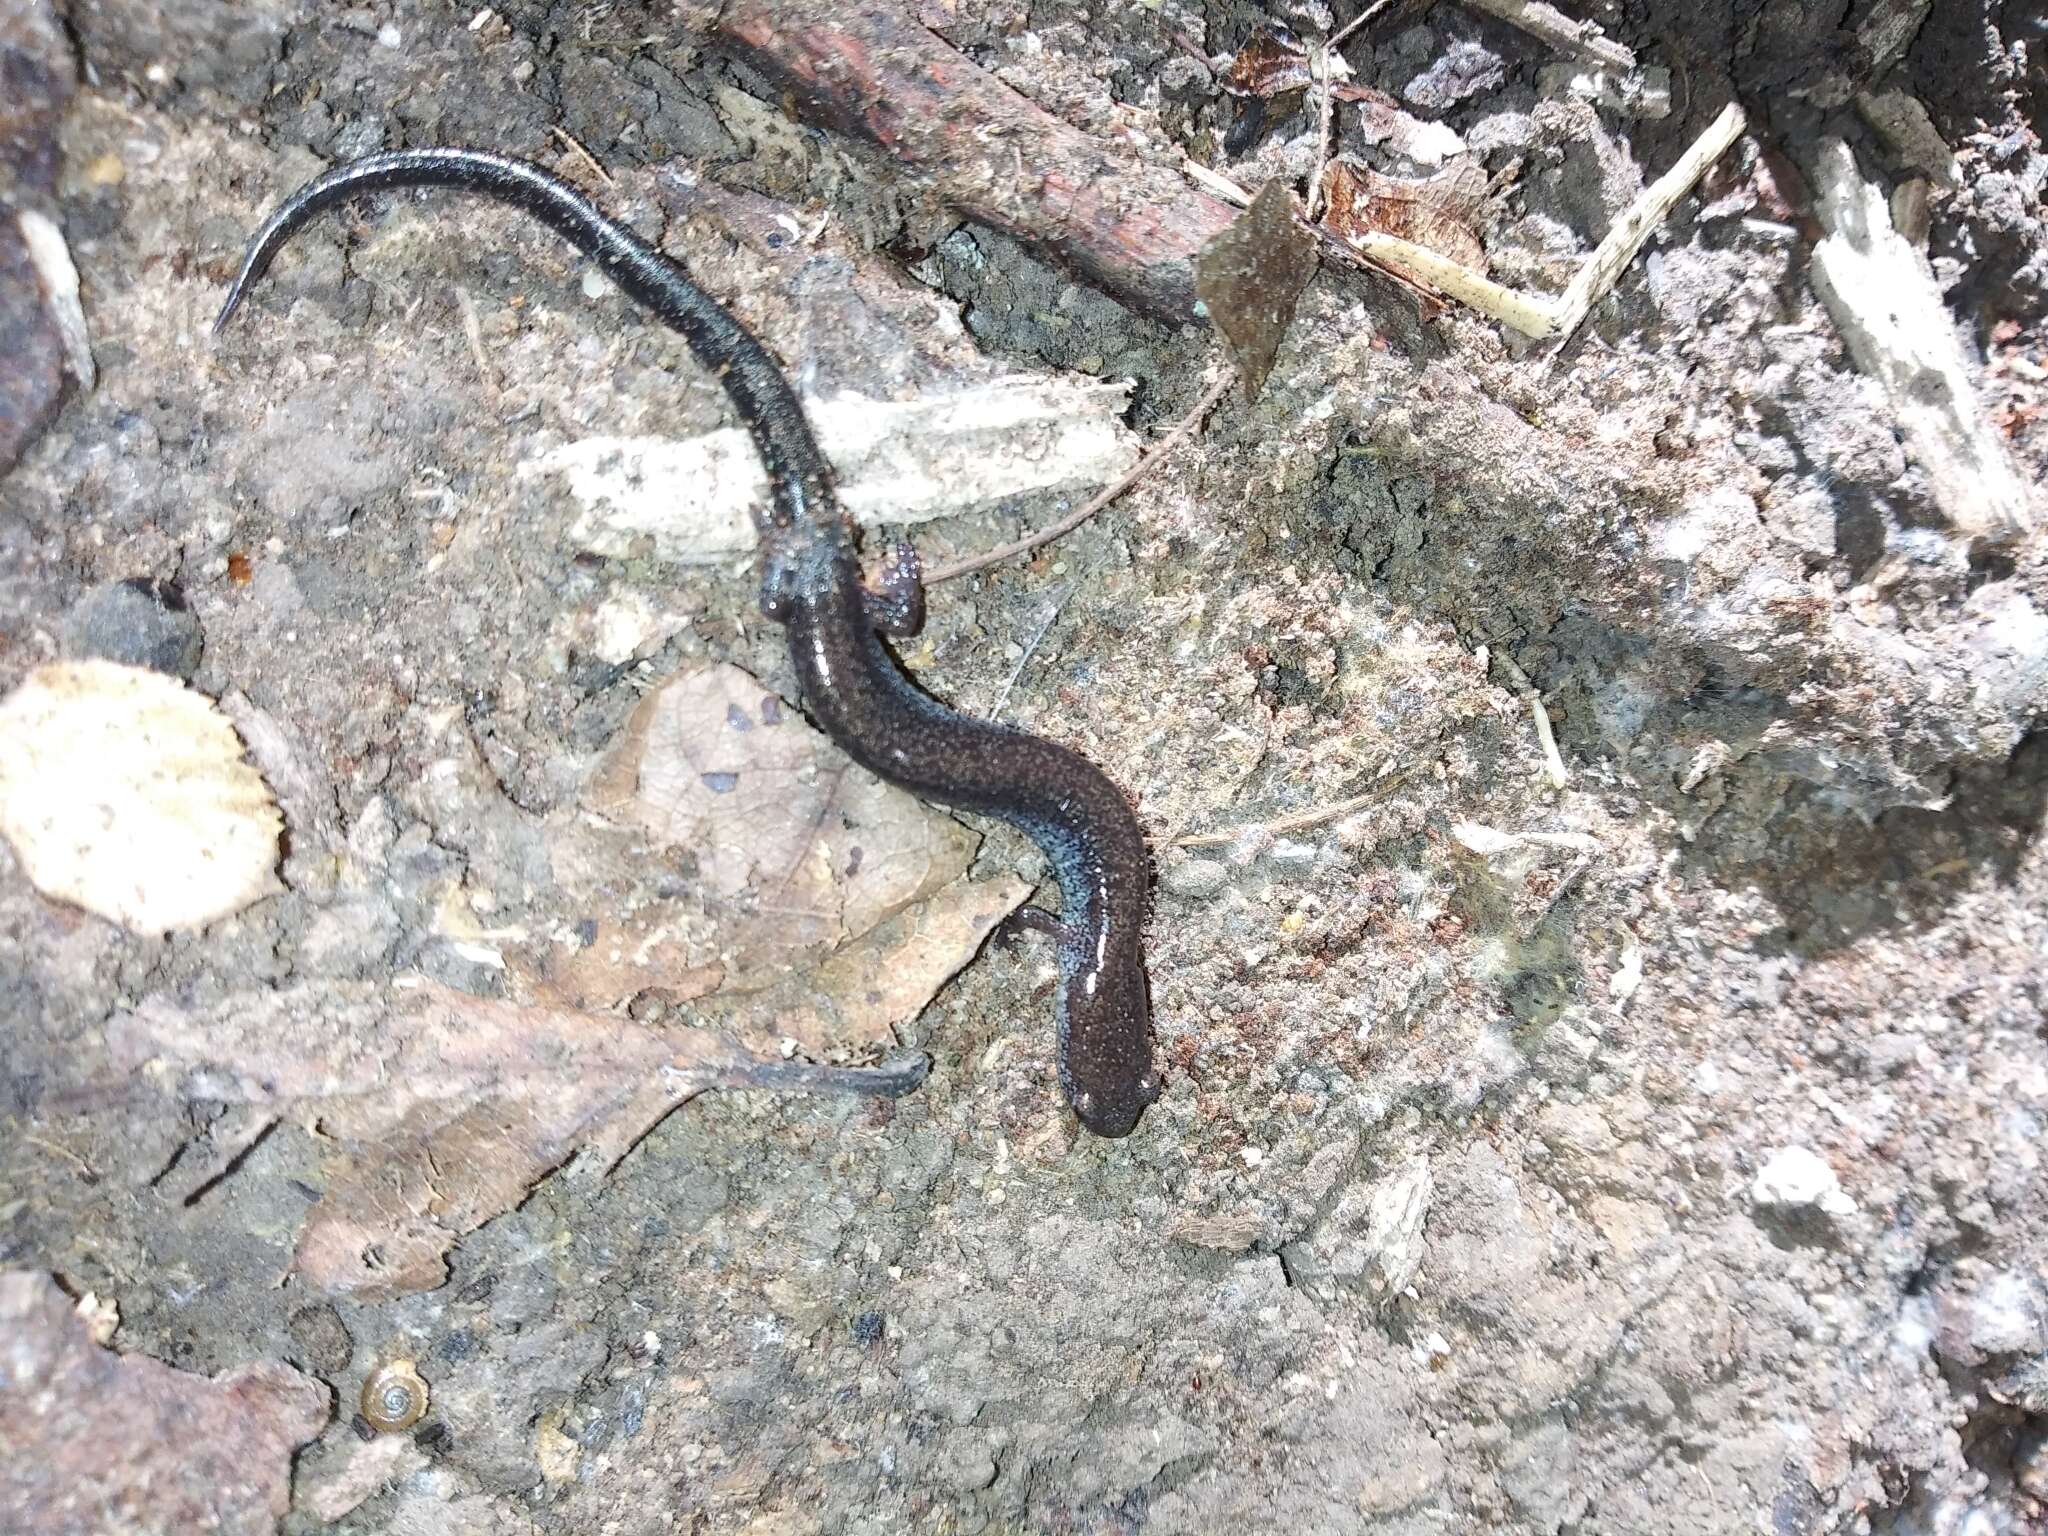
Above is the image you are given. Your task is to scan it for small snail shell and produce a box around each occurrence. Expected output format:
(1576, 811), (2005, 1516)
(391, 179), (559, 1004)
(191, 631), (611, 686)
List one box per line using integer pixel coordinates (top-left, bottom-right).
(359, 1360), (428, 1433)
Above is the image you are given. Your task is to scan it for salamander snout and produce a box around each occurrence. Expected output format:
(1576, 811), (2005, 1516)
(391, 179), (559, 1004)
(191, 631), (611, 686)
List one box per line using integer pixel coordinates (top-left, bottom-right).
(1072, 1066), (1162, 1138)
(1058, 932), (1159, 1137)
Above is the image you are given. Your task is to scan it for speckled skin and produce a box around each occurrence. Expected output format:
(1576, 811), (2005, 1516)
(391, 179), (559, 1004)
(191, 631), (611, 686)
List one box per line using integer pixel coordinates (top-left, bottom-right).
(215, 149), (1160, 1137)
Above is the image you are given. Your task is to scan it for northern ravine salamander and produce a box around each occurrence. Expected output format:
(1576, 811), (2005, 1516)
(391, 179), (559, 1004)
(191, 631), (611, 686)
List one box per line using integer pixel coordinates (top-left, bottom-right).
(215, 148), (1161, 1137)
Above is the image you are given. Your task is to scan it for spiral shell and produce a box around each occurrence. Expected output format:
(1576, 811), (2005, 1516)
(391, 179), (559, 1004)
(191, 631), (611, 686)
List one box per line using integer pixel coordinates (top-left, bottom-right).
(359, 1360), (428, 1433)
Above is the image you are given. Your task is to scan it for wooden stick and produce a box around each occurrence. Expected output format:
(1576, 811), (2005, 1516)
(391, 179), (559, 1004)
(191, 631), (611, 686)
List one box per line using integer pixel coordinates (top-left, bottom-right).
(1460, 0), (1635, 69)
(715, 0), (1237, 324)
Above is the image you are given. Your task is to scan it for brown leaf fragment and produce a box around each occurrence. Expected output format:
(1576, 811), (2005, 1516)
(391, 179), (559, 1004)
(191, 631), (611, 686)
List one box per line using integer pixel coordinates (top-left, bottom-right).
(1220, 27), (1317, 98)
(1218, 28), (1374, 157)
(1318, 158), (1490, 274)
(286, 983), (925, 1296)
(0, 1270), (328, 1536)
(527, 911), (727, 1013)
(535, 798), (1027, 1058)
(1195, 177), (1319, 401)
(1219, 27), (1371, 100)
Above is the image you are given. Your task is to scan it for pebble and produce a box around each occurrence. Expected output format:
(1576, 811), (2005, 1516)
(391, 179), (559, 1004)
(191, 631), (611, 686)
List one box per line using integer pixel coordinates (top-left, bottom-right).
(1751, 1146), (1856, 1216)
(286, 1304), (354, 1374)
(60, 577), (203, 679)
(1162, 857), (1229, 898)
(1264, 837), (1319, 875)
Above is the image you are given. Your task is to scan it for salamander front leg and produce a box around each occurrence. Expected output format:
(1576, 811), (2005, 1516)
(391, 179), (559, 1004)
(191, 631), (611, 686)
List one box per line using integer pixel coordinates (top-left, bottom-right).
(863, 540), (926, 637)
(991, 903), (1066, 954)
(759, 549), (800, 623)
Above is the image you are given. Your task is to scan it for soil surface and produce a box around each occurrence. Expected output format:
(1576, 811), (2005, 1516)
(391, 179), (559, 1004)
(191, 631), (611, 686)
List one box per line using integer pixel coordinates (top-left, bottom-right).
(3, 2), (2045, 1534)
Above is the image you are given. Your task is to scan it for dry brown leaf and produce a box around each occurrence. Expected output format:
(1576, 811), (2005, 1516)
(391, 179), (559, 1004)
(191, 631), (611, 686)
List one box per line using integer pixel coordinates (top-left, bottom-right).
(1318, 158), (1491, 274)
(95, 980), (929, 1298)
(529, 815), (1026, 1059)
(0, 1270), (327, 1535)
(530, 910), (728, 1013)
(1220, 27), (1318, 98)
(1195, 177), (1320, 400)
(589, 663), (978, 953)
(52, 659), (1024, 1300)
(0, 660), (282, 931)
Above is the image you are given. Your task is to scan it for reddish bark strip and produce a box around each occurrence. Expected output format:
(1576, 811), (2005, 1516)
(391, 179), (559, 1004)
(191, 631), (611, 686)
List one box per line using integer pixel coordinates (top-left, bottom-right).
(716, 0), (1236, 325)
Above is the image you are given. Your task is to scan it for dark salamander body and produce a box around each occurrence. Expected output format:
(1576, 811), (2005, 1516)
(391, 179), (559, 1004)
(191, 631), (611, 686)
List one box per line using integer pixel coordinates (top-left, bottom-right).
(216, 149), (1160, 1137)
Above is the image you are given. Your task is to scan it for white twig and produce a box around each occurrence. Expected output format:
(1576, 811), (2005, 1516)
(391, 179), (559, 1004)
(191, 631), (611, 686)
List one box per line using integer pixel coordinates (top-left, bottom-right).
(1184, 159), (1253, 207)
(1327, 101), (1744, 340)
(1809, 138), (2038, 538)
(1544, 101), (1746, 341)
(1459, 0), (1635, 69)
(1493, 651), (1568, 789)
(1346, 231), (1564, 336)
(1187, 102), (1745, 346)
(1306, 0), (1401, 222)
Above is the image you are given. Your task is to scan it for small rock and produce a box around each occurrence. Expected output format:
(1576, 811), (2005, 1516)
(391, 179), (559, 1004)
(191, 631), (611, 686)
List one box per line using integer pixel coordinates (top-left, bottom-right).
(1763, 485), (1837, 562)
(1751, 1146), (1856, 1217)
(1403, 38), (1504, 112)
(935, 1432), (998, 1494)
(1292, 1156), (1432, 1303)
(297, 895), (402, 976)
(1162, 857), (1229, 898)
(287, 1303), (354, 1374)
(1934, 1268), (2046, 1367)
(1264, 838), (1319, 875)
(60, 577), (204, 679)
(1536, 64), (1672, 119)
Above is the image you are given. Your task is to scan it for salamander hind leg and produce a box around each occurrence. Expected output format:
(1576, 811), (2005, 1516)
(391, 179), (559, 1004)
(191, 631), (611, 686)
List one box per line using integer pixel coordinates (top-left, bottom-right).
(862, 540), (926, 636)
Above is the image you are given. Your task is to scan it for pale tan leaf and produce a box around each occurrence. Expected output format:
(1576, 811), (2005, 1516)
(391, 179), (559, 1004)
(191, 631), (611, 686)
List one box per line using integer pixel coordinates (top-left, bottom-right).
(95, 981), (926, 1298)
(588, 662), (978, 950)
(0, 660), (282, 931)
(719, 870), (1032, 1055)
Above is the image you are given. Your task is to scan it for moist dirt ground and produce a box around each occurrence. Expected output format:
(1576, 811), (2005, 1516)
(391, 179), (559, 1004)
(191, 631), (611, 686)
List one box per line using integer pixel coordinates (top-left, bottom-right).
(3, 2), (2046, 1533)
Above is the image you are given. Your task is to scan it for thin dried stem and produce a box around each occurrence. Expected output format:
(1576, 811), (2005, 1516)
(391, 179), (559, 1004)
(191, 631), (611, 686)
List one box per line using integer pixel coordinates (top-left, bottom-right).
(925, 371), (1235, 584)
(1304, 0), (1400, 222)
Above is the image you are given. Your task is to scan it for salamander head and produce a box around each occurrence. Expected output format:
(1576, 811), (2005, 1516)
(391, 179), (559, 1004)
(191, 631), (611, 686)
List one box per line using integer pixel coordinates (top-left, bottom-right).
(1060, 955), (1161, 1139)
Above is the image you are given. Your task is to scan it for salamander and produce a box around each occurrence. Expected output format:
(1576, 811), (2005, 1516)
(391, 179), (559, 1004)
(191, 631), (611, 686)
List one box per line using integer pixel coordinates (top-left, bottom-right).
(215, 148), (1161, 1137)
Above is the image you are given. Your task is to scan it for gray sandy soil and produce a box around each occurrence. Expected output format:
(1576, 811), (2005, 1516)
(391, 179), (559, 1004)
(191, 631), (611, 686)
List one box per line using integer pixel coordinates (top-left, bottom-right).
(2, 2), (2044, 1533)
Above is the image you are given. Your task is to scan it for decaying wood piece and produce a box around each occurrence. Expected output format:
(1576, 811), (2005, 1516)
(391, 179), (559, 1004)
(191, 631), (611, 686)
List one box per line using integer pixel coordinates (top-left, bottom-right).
(714, 0), (1236, 324)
